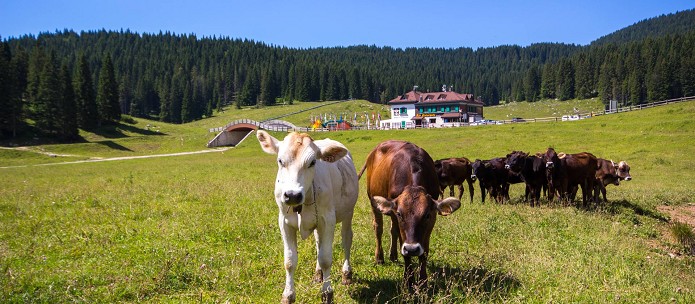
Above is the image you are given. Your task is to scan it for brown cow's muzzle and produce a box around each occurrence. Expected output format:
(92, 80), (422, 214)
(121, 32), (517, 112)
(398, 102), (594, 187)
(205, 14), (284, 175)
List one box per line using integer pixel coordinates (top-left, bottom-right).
(401, 242), (424, 257)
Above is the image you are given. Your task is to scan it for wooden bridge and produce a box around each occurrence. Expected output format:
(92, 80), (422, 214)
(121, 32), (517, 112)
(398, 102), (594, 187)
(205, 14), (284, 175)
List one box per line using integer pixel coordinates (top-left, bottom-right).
(206, 119), (311, 147)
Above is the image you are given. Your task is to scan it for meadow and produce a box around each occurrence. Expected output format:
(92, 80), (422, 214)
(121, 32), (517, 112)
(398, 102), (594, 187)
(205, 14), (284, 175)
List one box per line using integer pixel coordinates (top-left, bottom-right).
(1, 99), (694, 303)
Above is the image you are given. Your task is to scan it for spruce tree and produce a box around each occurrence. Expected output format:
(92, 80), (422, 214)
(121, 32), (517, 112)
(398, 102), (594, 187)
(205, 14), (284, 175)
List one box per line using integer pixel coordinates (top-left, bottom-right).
(0, 41), (15, 137)
(96, 54), (120, 124)
(74, 54), (98, 129)
(34, 53), (61, 133)
(58, 62), (78, 139)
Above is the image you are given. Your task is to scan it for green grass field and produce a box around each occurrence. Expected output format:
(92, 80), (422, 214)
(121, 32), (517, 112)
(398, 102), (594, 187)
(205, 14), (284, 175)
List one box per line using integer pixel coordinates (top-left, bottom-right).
(1, 99), (694, 303)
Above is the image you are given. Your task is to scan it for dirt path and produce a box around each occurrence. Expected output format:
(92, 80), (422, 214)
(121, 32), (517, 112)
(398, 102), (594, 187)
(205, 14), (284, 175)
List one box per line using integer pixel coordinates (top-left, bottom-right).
(0, 147), (232, 169)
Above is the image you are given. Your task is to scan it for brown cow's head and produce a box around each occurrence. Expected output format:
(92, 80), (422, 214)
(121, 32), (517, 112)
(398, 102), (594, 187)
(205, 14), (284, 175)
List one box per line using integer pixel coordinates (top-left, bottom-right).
(505, 151), (528, 173)
(257, 130), (348, 207)
(616, 161), (632, 181)
(372, 185), (461, 257)
(544, 147), (560, 169)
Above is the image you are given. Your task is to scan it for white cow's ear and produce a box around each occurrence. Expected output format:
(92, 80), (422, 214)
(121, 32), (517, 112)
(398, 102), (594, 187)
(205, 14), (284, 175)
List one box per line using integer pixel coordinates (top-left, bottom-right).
(319, 143), (347, 163)
(257, 130), (279, 155)
(435, 197), (461, 216)
(373, 196), (395, 215)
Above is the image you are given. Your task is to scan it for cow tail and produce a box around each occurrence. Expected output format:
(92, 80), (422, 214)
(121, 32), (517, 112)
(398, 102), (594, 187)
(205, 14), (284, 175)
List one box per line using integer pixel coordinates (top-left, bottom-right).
(357, 149), (375, 180)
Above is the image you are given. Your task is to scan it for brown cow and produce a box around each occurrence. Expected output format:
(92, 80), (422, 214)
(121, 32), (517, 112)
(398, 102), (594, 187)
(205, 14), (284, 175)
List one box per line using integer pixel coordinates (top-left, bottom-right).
(557, 152), (599, 206)
(594, 159), (632, 202)
(358, 140), (461, 290)
(434, 157), (475, 203)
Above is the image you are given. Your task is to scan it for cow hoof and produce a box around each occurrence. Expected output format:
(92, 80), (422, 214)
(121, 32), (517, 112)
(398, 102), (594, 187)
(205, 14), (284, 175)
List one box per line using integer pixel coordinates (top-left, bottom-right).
(342, 270), (353, 285)
(389, 252), (399, 262)
(321, 290), (334, 304)
(281, 293), (296, 304)
(313, 269), (323, 283)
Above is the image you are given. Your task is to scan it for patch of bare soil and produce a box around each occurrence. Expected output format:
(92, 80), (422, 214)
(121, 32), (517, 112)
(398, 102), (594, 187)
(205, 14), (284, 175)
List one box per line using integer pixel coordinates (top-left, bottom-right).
(650, 204), (695, 258)
(658, 204), (695, 227)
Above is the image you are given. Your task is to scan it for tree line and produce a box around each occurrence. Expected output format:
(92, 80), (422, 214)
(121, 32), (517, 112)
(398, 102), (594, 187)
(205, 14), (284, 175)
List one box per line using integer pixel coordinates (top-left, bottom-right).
(1, 10), (694, 139)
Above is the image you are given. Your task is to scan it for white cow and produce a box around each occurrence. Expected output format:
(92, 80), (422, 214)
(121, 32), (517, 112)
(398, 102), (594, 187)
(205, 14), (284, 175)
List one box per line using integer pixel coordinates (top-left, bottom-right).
(257, 130), (359, 304)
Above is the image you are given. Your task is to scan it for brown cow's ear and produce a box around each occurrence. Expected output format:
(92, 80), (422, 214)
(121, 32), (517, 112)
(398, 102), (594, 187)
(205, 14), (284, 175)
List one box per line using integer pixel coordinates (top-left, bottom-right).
(436, 197), (461, 216)
(373, 196), (395, 215)
(257, 130), (279, 155)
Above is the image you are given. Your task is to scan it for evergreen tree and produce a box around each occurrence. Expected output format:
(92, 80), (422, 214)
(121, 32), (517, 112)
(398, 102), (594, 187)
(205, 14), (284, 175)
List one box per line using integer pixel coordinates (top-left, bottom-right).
(523, 65), (541, 102)
(0, 41), (20, 137)
(158, 83), (171, 122)
(58, 62), (78, 139)
(119, 74), (133, 116)
(540, 63), (556, 99)
(574, 53), (594, 99)
(33, 53), (61, 133)
(556, 59), (575, 100)
(74, 54), (98, 129)
(181, 80), (192, 122)
(96, 54), (120, 124)
(130, 77), (145, 117)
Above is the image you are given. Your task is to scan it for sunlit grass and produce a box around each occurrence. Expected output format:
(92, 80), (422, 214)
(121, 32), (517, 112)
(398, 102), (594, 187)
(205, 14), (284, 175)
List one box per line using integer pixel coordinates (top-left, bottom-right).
(1, 100), (694, 302)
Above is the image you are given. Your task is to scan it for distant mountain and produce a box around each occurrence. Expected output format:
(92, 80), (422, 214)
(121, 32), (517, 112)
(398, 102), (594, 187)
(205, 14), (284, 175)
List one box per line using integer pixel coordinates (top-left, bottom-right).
(591, 8), (695, 46)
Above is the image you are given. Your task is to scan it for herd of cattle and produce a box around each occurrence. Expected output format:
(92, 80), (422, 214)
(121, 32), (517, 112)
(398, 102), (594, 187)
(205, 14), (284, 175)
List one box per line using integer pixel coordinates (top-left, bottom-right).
(435, 147), (632, 208)
(255, 131), (631, 303)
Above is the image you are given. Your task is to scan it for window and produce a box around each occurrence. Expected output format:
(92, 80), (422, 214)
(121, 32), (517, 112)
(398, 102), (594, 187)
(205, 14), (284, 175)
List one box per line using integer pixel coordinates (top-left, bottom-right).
(400, 107), (407, 115)
(418, 108), (423, 113)
(445, 106), (450, 112)
(454, 106), (459, 112)
(438, 94), (447, 100)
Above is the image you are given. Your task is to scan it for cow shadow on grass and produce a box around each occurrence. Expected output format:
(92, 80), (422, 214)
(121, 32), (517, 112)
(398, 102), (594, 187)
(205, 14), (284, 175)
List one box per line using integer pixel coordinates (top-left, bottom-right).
(602, 199), (668, 222)
(350, 263), (520, 303)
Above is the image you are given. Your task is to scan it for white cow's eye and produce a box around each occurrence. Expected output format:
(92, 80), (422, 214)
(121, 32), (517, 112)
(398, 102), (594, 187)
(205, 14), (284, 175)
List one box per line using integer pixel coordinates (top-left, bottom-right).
(308, 160), (316, 168)
(278, 159), (284, 167)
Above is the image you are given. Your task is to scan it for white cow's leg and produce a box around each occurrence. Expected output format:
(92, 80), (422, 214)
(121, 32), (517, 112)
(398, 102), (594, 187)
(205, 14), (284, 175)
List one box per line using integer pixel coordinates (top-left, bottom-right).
(316, 224), (335, 304)
(279, 215), (298, 304)
(340, 217), (353, 285)
(313, 229), (322, 283)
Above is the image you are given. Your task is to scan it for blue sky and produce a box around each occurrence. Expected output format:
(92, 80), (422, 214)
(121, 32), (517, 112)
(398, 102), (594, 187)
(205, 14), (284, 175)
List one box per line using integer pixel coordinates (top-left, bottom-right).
(1, 0), (693, 49)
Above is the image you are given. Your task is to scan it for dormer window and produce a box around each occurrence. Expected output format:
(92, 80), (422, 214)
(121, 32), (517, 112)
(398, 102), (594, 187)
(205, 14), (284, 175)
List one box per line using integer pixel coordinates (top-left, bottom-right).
(425, 95), (434, 101)
(437, 94), (447, 100)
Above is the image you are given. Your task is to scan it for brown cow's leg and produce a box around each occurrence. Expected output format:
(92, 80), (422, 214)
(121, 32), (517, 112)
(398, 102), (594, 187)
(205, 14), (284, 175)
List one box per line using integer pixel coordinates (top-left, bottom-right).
(389, 215), (400, 262)
(371, 204), (385, 264)
(403, 255), (415, 292)
(417, 253), (428, 292)
(457, 184), (464, 200)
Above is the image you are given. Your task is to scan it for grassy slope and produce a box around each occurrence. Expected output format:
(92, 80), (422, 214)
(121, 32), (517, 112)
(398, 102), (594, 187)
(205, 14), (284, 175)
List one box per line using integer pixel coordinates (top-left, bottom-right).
(0, 100), (694, 303)
(484, 98), (606, 120)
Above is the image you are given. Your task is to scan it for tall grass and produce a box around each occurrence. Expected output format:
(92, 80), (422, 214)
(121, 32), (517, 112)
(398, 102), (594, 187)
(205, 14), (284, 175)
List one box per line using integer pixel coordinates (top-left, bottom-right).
(1, 100), (693, 303)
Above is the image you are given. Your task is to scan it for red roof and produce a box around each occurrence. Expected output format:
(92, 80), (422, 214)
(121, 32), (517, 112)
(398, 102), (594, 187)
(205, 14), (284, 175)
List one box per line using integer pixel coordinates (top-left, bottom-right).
(388, 90), (484, 105)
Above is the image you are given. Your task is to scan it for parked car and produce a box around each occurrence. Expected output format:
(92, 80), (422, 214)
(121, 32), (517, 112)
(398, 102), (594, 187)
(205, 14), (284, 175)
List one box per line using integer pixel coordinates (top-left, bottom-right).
(511, 117), (525, 123)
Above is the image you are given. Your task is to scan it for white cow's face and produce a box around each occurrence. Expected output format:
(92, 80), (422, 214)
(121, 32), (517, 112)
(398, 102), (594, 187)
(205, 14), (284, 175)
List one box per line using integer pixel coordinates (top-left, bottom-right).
(257, 130), (347, 206)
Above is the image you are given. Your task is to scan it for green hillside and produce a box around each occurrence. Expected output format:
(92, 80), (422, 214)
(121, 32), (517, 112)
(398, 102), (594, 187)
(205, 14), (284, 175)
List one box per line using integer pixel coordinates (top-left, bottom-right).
(483, 98), (605, 120)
